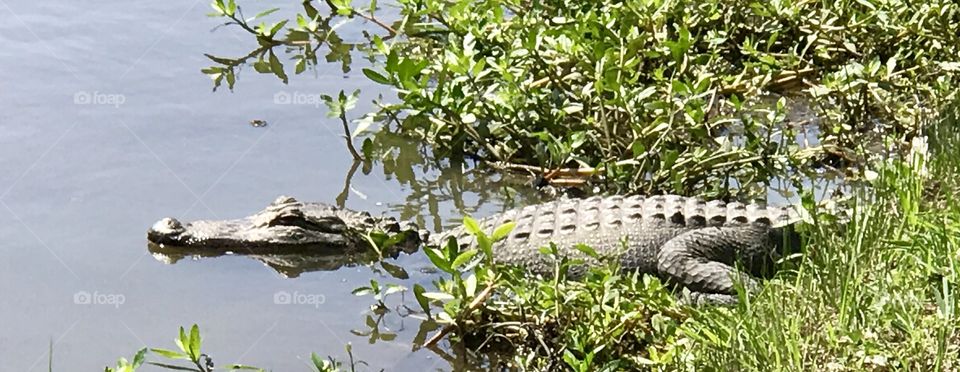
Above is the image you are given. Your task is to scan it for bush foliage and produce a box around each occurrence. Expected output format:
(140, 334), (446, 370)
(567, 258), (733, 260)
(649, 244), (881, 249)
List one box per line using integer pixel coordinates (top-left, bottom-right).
(206, 0), (958, 194)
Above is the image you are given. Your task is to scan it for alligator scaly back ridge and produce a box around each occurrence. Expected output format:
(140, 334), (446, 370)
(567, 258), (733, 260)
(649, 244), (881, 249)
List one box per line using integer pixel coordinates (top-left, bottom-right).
(433, 195), (805, 303)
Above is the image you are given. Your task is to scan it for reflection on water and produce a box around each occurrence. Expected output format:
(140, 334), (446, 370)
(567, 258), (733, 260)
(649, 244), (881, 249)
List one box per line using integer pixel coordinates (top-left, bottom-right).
(362, 132), (547, 231)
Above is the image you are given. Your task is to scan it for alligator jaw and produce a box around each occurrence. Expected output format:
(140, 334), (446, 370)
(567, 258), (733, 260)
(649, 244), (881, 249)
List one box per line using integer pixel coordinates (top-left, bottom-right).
(145, 196), (358, 250)
(147, 217), (354, 249)
(147, 217), (187, 245)
(144, 196), (424, 276)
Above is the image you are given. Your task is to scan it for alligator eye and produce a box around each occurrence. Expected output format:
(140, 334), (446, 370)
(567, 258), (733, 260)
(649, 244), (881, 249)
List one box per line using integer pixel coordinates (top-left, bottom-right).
(154, 217), (184, 232)
(272, 195), (298, 206)
(268, 213), (307, 227)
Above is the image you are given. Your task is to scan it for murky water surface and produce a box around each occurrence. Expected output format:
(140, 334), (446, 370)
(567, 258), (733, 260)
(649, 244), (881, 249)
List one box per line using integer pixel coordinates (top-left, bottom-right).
(0, 1), (542, 370)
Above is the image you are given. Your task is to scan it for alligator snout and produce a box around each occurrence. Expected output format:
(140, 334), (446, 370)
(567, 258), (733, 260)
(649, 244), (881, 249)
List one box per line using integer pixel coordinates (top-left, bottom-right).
(148, 217), (185, 243)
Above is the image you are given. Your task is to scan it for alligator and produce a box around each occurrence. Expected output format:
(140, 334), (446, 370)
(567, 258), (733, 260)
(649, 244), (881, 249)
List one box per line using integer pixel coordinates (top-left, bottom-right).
(147, 194), (805, 302)
(147, 196), (423, 278)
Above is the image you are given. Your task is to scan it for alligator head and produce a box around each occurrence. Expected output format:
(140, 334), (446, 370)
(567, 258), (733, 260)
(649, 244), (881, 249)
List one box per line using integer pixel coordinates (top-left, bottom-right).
(147, 196), (423, 276)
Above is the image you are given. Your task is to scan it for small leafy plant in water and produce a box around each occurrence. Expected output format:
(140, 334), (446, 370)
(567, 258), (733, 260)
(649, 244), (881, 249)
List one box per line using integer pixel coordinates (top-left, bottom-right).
(104, 324), (364, 372)
(106, 324), (262, 372)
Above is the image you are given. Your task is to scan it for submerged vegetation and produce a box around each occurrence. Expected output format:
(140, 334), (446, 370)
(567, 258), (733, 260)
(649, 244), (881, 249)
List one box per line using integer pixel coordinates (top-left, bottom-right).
(95, 0), (960, 370)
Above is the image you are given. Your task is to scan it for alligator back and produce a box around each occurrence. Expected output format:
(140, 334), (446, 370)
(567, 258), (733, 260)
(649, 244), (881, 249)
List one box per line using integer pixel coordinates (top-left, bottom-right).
(434, 195), (803, 275)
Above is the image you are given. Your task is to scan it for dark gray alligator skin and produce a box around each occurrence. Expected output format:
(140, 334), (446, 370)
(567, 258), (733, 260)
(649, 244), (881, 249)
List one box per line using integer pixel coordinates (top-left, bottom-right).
(148, 195), (804, 303)
(434, 194), (804, 303)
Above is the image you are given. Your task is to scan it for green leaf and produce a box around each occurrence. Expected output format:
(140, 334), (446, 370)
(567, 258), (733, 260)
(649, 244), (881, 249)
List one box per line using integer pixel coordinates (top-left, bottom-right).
(311, 352), (326, 368)
(378, 332), (398, 341)
(342, 89), (360, 111)
(149, 348), (189, 360)
(386, 50), (399, 72)
(269, 52), (288, 83)
(210, 0), (226, 16)
(462, 216), (482, 236)
(362, 68), (391, 84)
(452, 248), (479, 269)
(379, 260), (409, 280)
(491, 221), (516, 241)
(204, 53), (240, 66)
(413, 284), (431, 316)
(421, 292), (455, 301)
(295, 58), (306, 74)
(296, 13), (308, 29)
(147, 362), (202, 371)
(574, 243), (599, 260)
(352, 287), (374, 296)
(477, 234), (494, 262)
(132, 348), (147, 368)
(176, 327), (188, 354)
(464, 273), (477, 297)
(362, 138), (374, 159)
(269, 20), (289, 37)
(188, 324), (201, 361)
(253, 60), (272, 73)
(248, 8), (280, 23)
(424, 247), (454, 274)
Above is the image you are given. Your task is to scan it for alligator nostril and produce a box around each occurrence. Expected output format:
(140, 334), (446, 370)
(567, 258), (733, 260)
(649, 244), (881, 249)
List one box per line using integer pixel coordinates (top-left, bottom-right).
(152, 217), (184, 233)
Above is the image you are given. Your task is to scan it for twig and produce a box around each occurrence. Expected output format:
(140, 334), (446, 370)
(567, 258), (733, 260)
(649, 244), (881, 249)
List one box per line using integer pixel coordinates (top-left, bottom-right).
(323, 0), (397, 35)
(336, 160), (361, 208)
(339, 111), (364, 161)
(489, 159), (638, 177)
(423, 282), (497, 347)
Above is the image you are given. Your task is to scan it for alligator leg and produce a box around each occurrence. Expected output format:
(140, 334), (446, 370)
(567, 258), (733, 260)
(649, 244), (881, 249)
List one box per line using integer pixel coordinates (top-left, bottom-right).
(656, 226), (778, 303)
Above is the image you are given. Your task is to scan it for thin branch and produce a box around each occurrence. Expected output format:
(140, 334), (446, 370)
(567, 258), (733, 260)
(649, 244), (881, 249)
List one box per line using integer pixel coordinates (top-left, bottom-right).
(323, 0), (397, 36)
(340, 111), (365, 161)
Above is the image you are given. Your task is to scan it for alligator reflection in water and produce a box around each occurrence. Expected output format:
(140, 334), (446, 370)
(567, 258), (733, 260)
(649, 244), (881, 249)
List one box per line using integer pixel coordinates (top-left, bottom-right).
(148, 242), (412, 278)
(347, 132), (547, 232)
(147, 195), (423, 278)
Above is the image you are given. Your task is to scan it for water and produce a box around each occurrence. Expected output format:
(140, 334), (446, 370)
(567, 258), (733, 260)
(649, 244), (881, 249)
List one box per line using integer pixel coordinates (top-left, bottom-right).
(0, 1), (539, 370)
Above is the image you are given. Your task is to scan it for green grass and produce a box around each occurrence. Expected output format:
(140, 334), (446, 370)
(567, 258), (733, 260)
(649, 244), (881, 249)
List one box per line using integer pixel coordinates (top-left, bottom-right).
(417, 111), (960, 370)
(676, 116), (960, 371)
